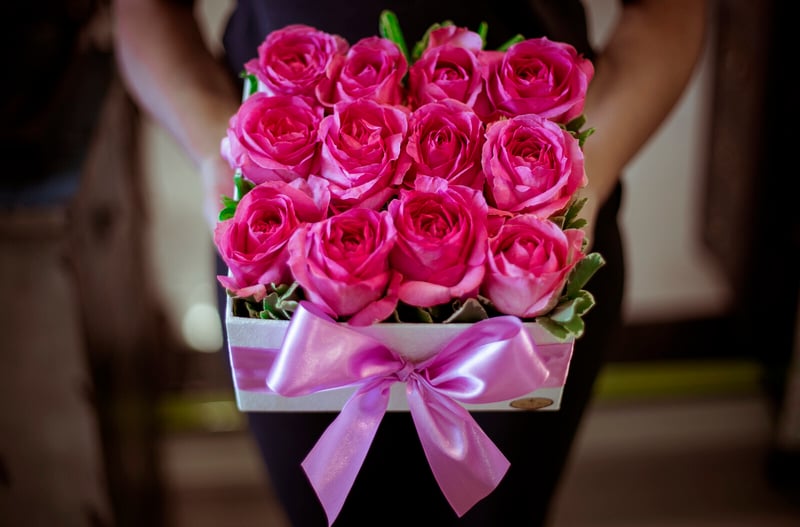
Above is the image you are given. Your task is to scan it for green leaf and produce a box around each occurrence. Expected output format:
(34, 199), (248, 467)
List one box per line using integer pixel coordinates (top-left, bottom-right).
(218, 205), (237, 221)
(240, 73), (258, 99)
(565, 115), (586, 133)
(413, 307), (434, 323)
(549, 298), (580, 324)
(567, 217), (587, 230)
(497, 33), (524, 51)
(259, 309), (279, 320)
(549, 214), (565, 229)
(477, 21), (488, 48)
(564, 197), (586, 225)
(536, 317), (571, 341)
(379, 10), (410, 63)
(561, 316), (585, 338)
(573, 290), (596, 316)
(563, 115), (594, 148)
(566, 252), (606, 298)
(411, 20), (455, 61)
(233, 170), (254, 201)
(443, 298), (489, 323)
(562, 198), (590, 230)
(275, 281), (300, 300)
(411, 23), (440, 61)
(576, 127), (595, 148)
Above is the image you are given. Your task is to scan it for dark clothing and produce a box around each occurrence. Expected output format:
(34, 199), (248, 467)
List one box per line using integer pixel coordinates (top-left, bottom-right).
(220, 2), (625, 525)
(222, 0), (595, 75)
(1, 2), (113, 207)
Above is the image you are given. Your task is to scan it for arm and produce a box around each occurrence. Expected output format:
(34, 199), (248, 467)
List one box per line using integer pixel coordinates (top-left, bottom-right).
(580, 0), (709, 244)
(112, 0), (241, 228)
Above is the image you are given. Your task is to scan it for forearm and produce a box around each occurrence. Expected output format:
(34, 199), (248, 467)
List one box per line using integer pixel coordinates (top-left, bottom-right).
(112, 0), (240, 166)
(582, 0), (709, 205)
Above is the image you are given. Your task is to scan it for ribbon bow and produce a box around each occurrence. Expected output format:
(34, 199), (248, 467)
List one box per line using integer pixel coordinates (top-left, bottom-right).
(235, 302), (553, 525)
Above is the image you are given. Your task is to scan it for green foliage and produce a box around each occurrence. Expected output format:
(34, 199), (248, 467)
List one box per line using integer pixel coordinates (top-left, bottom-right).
(563, 197), (588, 230)
(239, 72), (259, 99)
(391, 297), (492, 324)
(411, 20), (453, 61)
(565, 252), (605, 298)
(497, 34), (524, 51)
(218, 196), (238, 221)
(564, 115), (595, 148)
(233, 283), (302, 321)
(476, 21), (489, 48)
(217, 169), (255, 222)
(379, 10), (410, 63)
(442, 298), (490, 323)
(536, 253), (605, 341)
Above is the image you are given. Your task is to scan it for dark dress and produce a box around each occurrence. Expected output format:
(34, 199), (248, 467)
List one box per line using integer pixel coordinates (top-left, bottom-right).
(220, 2), (625, 525)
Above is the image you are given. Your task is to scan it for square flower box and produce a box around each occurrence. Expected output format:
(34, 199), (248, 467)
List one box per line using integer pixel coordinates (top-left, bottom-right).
(225, 298), (574, 412)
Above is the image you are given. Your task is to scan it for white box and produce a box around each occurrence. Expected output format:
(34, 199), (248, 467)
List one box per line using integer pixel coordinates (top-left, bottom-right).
(226, 300), (573, 412)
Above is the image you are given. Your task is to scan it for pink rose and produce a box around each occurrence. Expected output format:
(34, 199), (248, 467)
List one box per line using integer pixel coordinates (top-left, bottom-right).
(317, 99), (409, 212)
(316, 36), (407, 107)
(388, 177), (488, 307)
(482, 113), (586, 217)
(426, 26), (483, 52)
(483, 37), (594, 123)
(221, 93), (323, 185)
(483, 215), (585, 318)
(214, 177), (331, 300)
(287, 207), (400, 326)
(244, 24), (348, 98)
(403, 99), (485, 189)
(408, 44), (484, 109)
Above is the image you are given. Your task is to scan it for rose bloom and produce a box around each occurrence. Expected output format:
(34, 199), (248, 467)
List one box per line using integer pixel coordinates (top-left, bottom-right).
(316, 36), (407, 107)
(481, 37), (594, 123)
(244, 24), (348, 98)
(287, 207), (400, 326)
(483, 215), (585, 318)
(388, 176), (488, 307)
(221, 93), (323, 184)
(403, 99), (485, 189)
(408, 43), (484, 109)
(214, 177), (331, 301)
(425, 25), (483, 52)
(317, 99), (409, 212)
(482, 113), (586, 218)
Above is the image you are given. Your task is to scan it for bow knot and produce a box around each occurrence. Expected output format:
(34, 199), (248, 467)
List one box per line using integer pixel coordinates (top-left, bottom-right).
(394, 360), (416, 382)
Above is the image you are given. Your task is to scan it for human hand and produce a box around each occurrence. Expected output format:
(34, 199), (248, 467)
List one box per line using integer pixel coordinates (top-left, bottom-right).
(200, 153), (235, 233)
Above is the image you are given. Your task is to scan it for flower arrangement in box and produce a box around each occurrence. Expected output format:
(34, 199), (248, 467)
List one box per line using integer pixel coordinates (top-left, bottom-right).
(213, 10), (604, 523)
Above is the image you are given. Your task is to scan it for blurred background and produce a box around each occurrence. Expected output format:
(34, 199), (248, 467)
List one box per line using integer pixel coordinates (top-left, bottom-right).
(1, 0), (798, 526)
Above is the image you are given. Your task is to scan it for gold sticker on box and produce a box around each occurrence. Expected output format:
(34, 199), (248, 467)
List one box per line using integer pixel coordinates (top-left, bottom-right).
(509, 397), (554, 410)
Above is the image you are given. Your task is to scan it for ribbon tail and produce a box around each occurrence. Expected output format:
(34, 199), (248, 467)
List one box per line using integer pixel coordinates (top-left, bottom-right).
(407, 382), (509, 517)
(302, 382), (391, 526)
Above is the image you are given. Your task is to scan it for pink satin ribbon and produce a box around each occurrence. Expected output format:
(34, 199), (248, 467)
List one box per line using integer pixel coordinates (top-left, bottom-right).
(230, 302), (567, 526)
